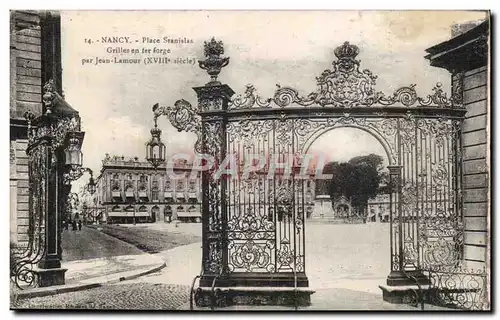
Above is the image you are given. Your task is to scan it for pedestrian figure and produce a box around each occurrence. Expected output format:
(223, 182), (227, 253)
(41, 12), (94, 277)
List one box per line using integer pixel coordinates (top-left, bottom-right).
(72, 220), (77, 231)
(78, 220), (82, 231)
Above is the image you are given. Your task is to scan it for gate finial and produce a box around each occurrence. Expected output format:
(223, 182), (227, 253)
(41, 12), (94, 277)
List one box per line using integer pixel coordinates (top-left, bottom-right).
(198, 37), (230, 86)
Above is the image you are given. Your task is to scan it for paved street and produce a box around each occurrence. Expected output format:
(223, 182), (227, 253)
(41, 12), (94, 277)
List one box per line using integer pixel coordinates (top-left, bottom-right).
(12, 283), (190, 310)
(306, 222), (390, 293)
(62, 226), (142, 261)
(127, 223), (390, 290)
(16, 222), (408, 310)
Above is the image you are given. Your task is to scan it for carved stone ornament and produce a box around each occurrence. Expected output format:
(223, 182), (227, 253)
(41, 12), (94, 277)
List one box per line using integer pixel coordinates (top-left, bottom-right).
(25, 79), (83, 152)
(42, 79), (57, 113)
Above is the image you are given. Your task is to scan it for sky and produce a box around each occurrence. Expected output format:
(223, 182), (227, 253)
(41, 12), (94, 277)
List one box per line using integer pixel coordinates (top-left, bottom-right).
(59, 10), (487, 180)
(308, 127), (388, 166)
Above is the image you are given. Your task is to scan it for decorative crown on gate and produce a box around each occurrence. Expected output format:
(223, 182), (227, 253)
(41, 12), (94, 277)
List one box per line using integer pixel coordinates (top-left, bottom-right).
(334, 41), (360, 61)
(198, 37), (230, 85)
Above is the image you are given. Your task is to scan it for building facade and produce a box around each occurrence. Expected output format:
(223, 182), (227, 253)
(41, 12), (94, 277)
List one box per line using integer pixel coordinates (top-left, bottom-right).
(96, 154), (202, 224)
(10, 10), (62, 245)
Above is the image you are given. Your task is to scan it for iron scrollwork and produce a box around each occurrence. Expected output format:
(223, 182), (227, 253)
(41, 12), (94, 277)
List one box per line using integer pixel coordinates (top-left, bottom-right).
(230, 42), (453, 109)
(424, 265), (488, 310)
(26, 80), (82, 150)
(158, 37), (478, 308)
(230, 84), (272, 109)
(155, 99), (202, 153)
(11, 143), (48, 289)
(63, 166), (93, 185)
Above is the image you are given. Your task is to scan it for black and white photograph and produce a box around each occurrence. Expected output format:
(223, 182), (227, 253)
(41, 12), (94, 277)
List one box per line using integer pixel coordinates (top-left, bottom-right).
(8, 9), (491, 311)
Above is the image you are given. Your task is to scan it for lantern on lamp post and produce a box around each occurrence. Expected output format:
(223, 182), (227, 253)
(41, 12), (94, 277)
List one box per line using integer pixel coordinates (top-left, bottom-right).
(64, 132), (84, 168)
(11, 79), (99, 289)
(86, 175), (97, 195)
(146, 105), (166, 170)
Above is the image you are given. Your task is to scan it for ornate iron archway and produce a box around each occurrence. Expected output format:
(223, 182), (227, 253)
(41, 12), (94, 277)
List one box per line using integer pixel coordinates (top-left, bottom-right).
(154, 39), (468, 308)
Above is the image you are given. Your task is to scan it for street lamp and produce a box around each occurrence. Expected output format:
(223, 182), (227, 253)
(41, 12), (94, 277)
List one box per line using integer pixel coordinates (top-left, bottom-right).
(64, 132), (84, 167)
(86, 174), (97, 195)
(146, 105), (166, 170)
(12, 79), (91, 289)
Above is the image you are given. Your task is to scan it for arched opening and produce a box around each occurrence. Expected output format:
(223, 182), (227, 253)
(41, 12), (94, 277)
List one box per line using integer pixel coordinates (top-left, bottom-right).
(164, 205), (173, 223)
(305, 126), (391, 293)
(138, 205), (148, 224)
(151, 206), (159, 223)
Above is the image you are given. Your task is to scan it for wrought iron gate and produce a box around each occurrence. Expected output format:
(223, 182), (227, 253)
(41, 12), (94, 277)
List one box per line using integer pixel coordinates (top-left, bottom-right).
(158, 39), (486, 308)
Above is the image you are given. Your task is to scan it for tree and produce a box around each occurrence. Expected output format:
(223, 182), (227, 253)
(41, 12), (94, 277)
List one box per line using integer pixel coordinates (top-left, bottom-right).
(348, 153), (384, 172)
(315, 161), (338, 195)
(326, 154), (384, 214)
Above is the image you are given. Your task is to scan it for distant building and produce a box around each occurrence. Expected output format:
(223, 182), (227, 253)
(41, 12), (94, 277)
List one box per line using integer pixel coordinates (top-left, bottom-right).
(367, 194), (390, 223)
(96, 154), (202, 224)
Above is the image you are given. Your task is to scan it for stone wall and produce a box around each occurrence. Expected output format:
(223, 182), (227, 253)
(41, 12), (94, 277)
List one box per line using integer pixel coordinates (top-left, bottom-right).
(10, 11), (43, 245)
(10, 10), (43, 120)
(460, 66), (489, 270)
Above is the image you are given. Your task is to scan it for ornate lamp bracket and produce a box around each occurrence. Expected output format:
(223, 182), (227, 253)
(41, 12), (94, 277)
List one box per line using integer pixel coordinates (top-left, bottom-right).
(152, 100), (202, 153)
(63, 166), (94, 186)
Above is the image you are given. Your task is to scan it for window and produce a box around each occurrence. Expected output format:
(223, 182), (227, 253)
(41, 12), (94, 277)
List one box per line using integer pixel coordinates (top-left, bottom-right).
(111, 173), (121, 191)
(125, 181), (134, 192)
(165, 180), (172, 191)
(177, 180), (184, 191)
(112, 181), (120, 191)
(139, 175), (147, 191)
(189, 180), (196, 191)
(152, 190), (159, 201)
(151, 175), (159, 201)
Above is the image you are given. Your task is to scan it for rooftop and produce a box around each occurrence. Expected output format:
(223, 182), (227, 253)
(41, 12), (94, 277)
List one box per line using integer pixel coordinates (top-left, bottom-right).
(101, 154), (198, 171)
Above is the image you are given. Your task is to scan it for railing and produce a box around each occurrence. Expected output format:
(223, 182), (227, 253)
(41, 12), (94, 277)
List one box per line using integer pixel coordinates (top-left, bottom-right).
(403, 268), (488, 311)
